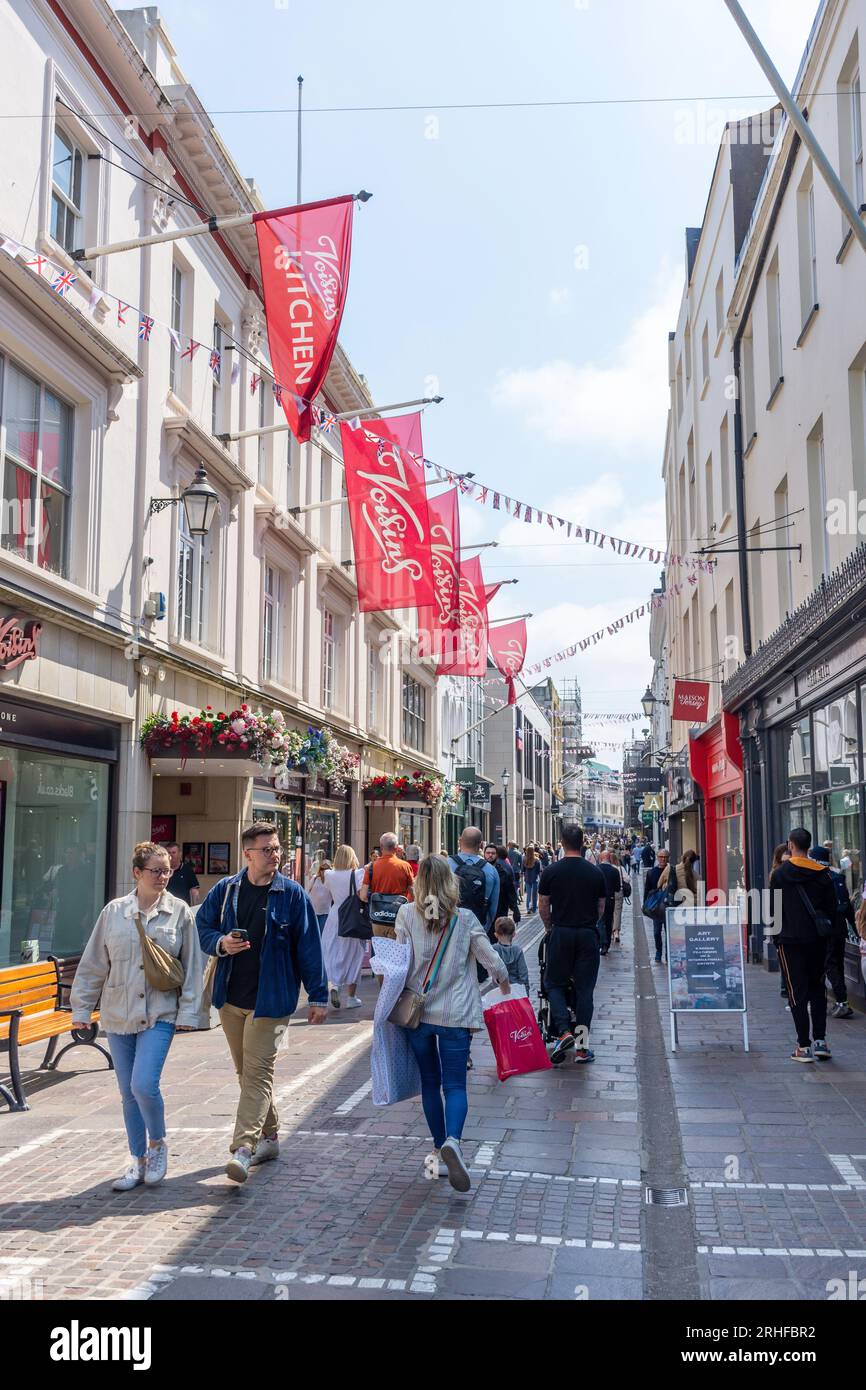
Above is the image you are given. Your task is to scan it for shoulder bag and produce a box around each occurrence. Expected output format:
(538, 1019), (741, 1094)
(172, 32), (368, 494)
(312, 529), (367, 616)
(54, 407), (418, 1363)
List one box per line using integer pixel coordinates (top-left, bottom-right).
(200, 878), (233, 1014)
(388, 913), (458, 1030)
(338, 870), (372, 940)
(796, 884), (834, 939)
(134, 911), (185, 993)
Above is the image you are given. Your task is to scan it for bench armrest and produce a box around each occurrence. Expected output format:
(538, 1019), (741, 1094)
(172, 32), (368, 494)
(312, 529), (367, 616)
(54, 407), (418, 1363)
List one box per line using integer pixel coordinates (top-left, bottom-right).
(0, 1006), (24, 1017)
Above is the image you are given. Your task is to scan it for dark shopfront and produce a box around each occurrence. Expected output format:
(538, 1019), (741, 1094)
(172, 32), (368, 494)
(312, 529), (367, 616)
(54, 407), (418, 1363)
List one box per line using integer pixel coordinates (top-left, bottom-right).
(0, 696), (117, 971)
(725, 546), (866, 997)
(252, 775), (350, 884)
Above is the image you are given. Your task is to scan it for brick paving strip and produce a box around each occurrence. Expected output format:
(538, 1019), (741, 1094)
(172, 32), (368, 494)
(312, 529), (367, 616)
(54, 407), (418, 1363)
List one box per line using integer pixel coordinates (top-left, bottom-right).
(635, 899), (866, 1300)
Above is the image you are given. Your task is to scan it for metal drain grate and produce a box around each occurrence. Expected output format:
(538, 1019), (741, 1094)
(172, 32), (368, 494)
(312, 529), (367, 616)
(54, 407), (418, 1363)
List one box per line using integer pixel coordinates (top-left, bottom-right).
(645, 1186), (688, 1207)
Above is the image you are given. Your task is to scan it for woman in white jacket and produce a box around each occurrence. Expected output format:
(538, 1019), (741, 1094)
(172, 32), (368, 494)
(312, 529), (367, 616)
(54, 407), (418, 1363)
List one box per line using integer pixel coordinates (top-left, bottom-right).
(70, 841), (202, 1192)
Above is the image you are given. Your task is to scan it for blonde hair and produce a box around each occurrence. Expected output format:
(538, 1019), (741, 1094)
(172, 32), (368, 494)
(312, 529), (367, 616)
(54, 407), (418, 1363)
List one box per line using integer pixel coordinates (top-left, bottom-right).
(413, 854), (459, 931)
(132, 841), (169, 872)
(334, 844), (359, 871)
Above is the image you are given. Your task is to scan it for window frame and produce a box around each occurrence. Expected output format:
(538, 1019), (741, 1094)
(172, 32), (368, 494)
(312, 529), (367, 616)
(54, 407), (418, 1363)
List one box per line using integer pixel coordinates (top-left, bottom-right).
(0, 353), (73, 578)
(169, 262), (184, 396)
(50, 124), (85, 254)
(402, 673), (427, 752)
(853, 69), (864, 207)
(322, 608), (336, 710)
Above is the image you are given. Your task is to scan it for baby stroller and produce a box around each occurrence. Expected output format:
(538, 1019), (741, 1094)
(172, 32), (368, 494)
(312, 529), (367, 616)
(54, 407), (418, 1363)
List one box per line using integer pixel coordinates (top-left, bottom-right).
(536, 932), (579, 1044)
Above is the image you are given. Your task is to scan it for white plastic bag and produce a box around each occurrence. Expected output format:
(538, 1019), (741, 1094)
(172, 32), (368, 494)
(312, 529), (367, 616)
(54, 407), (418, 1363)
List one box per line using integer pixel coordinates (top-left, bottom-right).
(369, 937), (422, 1106)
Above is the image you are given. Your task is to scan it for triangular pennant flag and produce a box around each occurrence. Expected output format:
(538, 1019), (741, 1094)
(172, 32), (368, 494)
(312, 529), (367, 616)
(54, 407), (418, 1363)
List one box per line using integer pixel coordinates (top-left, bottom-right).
(181, 339), (200, 361)
(230, 359), (240, 386)
(493, 493), (500, 510)
(117, 303), (131, 327)
(250, 373), (261, 396)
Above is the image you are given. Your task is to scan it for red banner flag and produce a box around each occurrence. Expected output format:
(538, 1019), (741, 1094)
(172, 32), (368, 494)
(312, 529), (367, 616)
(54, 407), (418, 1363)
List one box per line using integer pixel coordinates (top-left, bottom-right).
(672, 679), (710, 722)
(416, 488), (462, 662)
(255, 196), (354, 443)
(489, 618), (527, 705)
(341, 414), (435, 613)
(437, 555), (491, 677)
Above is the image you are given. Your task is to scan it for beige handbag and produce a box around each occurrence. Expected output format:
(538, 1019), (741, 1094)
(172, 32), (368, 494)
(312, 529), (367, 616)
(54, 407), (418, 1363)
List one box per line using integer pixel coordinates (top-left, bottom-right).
(134, 913), (185, 993)
(388, 914), (457, 1030)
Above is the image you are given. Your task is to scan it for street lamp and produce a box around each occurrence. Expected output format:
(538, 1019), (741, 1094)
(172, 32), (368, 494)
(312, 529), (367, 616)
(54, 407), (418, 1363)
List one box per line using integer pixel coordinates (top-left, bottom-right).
(641, 686), (655, 719)
(149, 465), (221, 537)
(502, 767), (510, 845)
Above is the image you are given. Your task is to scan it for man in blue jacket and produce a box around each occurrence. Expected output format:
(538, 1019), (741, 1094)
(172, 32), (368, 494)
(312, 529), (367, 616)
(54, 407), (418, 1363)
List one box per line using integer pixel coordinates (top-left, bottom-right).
(197, 820), (328, 1184)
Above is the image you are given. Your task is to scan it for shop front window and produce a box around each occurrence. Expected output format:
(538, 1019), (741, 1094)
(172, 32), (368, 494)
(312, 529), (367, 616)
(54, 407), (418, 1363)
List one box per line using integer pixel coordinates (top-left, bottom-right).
(0, 749), (109, 968)
(305, 804), (340, 870)
(716, 808), (744, 897)
(813, 689), (858, 791)
(781, 715), (812, 800)
(397, 809), (431, 856)
(816, 787), (863, 897)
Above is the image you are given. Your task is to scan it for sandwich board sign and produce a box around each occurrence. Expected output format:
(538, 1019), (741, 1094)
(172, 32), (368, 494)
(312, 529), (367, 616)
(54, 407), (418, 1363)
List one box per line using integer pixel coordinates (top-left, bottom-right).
(666, 904), (748, 1052)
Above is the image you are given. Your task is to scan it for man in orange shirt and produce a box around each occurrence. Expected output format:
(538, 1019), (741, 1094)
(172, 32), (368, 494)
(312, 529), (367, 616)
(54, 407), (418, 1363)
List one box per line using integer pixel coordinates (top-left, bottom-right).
(359, 831), (415, 938)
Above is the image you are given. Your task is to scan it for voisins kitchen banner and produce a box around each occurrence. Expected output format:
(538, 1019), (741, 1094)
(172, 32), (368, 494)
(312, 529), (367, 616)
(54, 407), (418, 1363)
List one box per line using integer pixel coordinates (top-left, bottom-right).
(415, 488), (461, 662)
(255, 195), (354, 442)
(489, 618), (527, 706)
(437, 555), (491, 677)
(341, 414), (436, 613)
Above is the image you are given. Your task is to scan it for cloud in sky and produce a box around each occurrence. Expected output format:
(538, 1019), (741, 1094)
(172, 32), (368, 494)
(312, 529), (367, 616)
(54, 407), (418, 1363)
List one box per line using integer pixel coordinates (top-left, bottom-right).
(491, 265), (682, 454)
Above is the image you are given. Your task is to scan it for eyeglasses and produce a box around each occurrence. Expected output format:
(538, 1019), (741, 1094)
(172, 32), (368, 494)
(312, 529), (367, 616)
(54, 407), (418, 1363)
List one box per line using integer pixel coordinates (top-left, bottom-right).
(143, 866), (171, 878)
(250, 845), (281, 856)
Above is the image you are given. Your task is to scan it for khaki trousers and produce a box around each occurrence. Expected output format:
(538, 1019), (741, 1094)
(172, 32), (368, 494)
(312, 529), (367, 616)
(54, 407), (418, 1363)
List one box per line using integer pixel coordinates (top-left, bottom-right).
(219, 1003), (290, 1153)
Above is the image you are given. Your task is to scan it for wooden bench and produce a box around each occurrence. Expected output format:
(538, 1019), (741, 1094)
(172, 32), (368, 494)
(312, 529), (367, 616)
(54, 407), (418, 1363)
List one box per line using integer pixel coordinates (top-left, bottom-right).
(0, 957), (111, 1112)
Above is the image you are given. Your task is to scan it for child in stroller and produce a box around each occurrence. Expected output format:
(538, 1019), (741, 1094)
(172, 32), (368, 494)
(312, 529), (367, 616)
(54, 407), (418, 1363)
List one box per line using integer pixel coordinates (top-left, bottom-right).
(536, 931), (579, 1044)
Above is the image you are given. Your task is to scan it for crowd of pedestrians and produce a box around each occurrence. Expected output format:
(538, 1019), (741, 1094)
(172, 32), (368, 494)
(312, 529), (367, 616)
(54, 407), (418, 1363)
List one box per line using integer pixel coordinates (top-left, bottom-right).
(64, 813), (866, 1201)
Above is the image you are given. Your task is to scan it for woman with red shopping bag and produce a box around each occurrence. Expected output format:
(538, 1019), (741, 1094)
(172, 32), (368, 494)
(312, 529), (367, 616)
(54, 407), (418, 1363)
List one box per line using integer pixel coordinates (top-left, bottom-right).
(393, 855), (510, 1193)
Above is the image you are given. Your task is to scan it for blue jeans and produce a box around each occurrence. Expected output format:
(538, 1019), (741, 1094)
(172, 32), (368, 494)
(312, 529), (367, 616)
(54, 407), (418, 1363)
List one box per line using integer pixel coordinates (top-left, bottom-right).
(406, 1022), (472, 1149)
(526, 878), (539, 912)
(106, 1021), (175, 1156)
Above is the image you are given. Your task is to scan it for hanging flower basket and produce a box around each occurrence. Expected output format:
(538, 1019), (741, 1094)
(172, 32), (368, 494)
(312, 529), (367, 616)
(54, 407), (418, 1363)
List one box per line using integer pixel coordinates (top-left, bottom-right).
(140, 706), (360, 788)
(362, 770), (452, 810)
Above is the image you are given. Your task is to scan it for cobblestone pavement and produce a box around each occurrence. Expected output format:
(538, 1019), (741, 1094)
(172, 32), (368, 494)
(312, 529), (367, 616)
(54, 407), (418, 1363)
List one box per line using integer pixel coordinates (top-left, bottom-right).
(2, 898), (866, 1301)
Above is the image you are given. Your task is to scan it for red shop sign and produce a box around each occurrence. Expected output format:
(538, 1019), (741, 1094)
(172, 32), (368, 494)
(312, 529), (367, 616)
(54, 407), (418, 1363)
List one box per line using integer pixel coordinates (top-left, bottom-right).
(0, 615), (41, 671)
(672, 679), (710, 723)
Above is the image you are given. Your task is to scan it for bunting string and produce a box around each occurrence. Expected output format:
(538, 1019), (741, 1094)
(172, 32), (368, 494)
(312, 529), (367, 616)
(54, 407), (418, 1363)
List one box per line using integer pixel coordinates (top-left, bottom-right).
(522, 575), (697, 677)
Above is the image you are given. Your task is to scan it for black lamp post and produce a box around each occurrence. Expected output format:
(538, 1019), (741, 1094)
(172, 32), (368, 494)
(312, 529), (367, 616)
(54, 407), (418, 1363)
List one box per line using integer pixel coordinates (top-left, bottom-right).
(502, 767), (510, 844)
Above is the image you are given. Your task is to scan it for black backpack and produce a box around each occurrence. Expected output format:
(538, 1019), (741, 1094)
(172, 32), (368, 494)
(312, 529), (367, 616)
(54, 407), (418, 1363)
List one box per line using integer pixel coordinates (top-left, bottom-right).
(450, 856), (488, 922)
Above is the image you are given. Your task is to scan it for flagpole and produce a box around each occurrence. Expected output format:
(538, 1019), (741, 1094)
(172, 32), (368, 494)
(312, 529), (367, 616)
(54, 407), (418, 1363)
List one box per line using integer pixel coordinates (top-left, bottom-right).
(458, 542), (498, 553)
(218, 394), (443, 444)
(723, 0), (866, 256)
(297, 75), (304, 204)
(70, 191), (372, 263)
(488, 612), (532, 626)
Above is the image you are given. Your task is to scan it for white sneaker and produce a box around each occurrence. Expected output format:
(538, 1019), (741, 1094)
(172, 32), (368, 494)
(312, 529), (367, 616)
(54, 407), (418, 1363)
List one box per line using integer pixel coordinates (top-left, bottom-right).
(423, 1149), (447, 1181)
(112, 1158), (145, 1192)
(440, 1137), (471, 1193)
(143, 1141), (168, 1186)
(329, 986), (341, 1009)
(250, 1134), (280, 1166)
(344, 995), (362, 1009)
(226, 1146), (253, 1184)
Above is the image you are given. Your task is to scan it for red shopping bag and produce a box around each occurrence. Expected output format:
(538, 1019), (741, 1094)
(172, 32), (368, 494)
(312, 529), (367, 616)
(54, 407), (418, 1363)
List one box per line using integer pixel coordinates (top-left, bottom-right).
(483, 991), (552, 1081)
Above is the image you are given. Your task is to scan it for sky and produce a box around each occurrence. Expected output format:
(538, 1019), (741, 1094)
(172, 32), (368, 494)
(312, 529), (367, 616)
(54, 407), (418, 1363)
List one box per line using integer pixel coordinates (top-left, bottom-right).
(150, 0), (820, 757)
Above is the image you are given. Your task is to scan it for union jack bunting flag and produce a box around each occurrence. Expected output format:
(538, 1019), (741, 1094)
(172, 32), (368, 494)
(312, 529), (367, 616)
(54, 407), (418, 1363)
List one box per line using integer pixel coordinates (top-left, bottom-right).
(51, 269), (76, 297)
(181, 339), (200, 361)
(250, 373), (261, 396)
(138, 314), (154, 341)
(209, 349), (221, 381)
(272, 382), (283, 406)
(318, 410), (337, 435)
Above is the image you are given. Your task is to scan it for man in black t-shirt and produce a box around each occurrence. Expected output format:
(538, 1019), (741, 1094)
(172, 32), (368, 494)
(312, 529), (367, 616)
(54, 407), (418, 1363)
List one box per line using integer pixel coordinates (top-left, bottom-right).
(538, 824), (606, 1066)
(166, 842), (200, 906)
